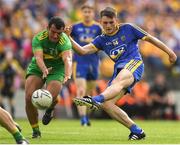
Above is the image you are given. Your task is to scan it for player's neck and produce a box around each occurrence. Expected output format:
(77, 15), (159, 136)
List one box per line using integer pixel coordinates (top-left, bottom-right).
(83, 20), (94, 26)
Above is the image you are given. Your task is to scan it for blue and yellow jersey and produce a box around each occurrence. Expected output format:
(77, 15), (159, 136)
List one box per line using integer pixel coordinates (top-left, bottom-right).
(91, 23), (148, 65)
(71, 21), (102, 64)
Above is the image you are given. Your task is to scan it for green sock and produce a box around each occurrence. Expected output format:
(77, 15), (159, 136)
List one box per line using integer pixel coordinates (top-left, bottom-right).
(32, 126), (40, 133)
(13, 131), (24, 142)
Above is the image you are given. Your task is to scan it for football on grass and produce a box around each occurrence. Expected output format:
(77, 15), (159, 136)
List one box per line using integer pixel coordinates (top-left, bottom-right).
(32, 89), (53, 110)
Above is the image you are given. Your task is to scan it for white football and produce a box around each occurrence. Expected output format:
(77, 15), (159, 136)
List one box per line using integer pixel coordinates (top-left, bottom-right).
(32, 89), (53, 110)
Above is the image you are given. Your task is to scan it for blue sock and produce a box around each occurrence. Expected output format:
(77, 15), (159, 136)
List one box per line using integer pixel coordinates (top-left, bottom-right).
(130, 124), (142, 134)
(92, 94), (105, 103)
(81, 115), (88, 124)
(86, 116), (89, 123)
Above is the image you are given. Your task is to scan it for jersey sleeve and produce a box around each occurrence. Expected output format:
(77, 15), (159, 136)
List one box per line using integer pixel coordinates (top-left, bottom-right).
(91, 35), (102, 50)
(32, 36), (43, 53)
(129, 23), (148, 40)
(58, 33), (72, 52)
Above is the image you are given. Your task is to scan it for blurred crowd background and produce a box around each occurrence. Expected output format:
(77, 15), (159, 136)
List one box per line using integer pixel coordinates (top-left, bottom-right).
(0, 0), (180, 120)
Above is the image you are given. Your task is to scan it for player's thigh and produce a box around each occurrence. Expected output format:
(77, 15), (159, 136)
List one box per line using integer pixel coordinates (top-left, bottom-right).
(46, 80), (62, 98)
(25, 75), (44, 99)
(112, 69), (134, 89)
(75, 78), (87, 96)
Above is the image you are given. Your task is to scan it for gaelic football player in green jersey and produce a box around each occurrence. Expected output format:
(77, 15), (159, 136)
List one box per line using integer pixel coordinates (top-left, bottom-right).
(25, 16), (72, 138)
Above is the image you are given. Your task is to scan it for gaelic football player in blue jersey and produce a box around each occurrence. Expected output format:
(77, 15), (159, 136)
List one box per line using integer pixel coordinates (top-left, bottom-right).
(65, 7), (177, 140)
(71, 3), (102, 126)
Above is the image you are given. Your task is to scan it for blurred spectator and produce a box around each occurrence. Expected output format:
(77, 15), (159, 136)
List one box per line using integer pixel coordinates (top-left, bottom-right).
(0, 51), (24, 119)
(132, 78), (152, 119)
(150, 73), (177, 120)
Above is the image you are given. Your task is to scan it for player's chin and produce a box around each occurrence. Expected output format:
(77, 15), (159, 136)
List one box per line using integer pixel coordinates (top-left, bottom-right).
(106, 30), (113, 35)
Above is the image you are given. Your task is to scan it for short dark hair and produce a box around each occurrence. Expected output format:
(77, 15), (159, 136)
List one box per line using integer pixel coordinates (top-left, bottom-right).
(100, 7), (117, 18)
(48, 16), (65, 29)
(81, 2), (94, 10)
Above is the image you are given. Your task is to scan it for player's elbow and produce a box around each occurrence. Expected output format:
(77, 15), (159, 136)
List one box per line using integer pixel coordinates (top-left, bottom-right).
(78, 51), (87, 55)
(79, 49), (89, 55)
(63, 56), (72, 65)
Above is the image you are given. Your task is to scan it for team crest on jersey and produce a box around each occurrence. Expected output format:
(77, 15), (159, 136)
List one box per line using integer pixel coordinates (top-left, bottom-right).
(44, 47), (58, 59)
(110, 44), (126, 60)
(92, 30), (97, 34)
(121, 35), (126, 41)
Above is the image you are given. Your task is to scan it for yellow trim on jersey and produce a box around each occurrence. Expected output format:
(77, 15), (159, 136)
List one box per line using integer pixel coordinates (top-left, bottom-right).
(130, 23), (148, 36)
(142, 36), (148, 40)
(38, 31), (48, 41)
(72, 62), (77, 80)
(59, 50), (71, 57)
(124, 59), (142, 73)
(59, 36), (66, 45)
(43, 53), (54, 59)
(90, 43), (99, 51)
(33, 48), (43, 53)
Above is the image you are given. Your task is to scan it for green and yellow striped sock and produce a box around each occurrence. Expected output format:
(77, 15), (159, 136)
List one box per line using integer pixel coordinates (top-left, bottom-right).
(12, 129), (24, 142)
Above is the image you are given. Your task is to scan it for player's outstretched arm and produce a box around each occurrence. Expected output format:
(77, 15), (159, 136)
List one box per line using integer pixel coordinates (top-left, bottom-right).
(34, 50), (50, 78)
(69, 36), (97, 55)
(65, 26), (97, 55)
(143, 34), (177, 64)
(62, 50), (72, 83)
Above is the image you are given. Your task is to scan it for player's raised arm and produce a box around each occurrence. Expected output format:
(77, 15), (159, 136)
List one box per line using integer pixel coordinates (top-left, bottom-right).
(62, 50), (72, 83)
(143, 34), (177, 64)
(65, 26), (98, 55)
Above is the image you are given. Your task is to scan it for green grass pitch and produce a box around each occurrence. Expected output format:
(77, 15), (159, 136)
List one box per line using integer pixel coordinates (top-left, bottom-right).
(0, 119), (180, 144)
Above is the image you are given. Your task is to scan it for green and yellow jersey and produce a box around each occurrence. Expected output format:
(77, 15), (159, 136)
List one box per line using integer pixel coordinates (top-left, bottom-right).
(26, 30), (72, 82)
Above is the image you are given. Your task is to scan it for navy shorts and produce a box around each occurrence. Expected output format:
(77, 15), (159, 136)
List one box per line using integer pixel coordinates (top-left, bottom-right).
(73, 62), (99, 81)
(108, 59), (144, 93)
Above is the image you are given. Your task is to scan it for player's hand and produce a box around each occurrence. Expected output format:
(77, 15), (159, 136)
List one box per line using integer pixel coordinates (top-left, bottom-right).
(169, 52), (177, 64)
(64, 26), (72, 36)
(42, 67), (53, 79)
(63, 75), (71, 84)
